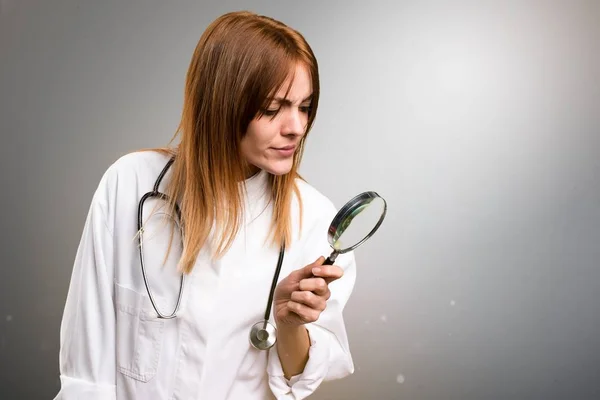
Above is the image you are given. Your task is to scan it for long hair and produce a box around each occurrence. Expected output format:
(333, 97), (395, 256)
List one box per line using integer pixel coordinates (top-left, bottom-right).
(141, 11), (320, 274)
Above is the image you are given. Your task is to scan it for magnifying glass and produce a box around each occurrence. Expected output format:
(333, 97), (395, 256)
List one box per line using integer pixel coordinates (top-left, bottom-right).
(322, 191), (387, 265)
(249, 190), (387, 350)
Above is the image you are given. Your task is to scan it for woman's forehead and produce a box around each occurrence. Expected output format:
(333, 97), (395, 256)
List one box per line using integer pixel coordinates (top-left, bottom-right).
(271, 64), (313, 102)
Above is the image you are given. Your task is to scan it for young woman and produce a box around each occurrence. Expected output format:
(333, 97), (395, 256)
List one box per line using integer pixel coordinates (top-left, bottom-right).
(55, 11), (356, 400)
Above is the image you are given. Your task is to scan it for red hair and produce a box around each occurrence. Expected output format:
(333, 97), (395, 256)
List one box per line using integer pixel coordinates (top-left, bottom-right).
(142, 11), (320, 273)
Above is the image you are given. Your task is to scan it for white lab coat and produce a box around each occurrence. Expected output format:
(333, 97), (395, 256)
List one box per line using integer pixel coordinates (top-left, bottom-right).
(54, 151), (356, 400)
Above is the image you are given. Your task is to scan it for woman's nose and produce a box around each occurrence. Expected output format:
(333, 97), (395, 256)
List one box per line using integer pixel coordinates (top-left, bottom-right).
(282, 108), (306, 136)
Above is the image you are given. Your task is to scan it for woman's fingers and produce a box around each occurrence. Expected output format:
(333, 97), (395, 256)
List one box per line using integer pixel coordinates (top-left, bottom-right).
(311, 264), (344, 284)
(298, 277), (330, 297)
(286, 300), (321, 323)
(275, 263), (344, 325)
(290, 290), (327, 311)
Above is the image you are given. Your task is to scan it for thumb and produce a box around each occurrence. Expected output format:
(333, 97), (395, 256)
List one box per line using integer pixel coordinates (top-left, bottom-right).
(301, 256), (325, 276)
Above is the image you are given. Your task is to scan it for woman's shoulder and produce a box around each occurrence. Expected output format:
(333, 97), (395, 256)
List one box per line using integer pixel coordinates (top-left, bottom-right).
(92, 149), (173, 211)
(101, 149), (171, 183)
(293, 176), (338, 221)
(105, 149), (172, 178)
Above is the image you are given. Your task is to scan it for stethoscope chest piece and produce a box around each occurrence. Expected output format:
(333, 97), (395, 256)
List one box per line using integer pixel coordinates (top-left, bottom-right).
(249, 320), (277, 350)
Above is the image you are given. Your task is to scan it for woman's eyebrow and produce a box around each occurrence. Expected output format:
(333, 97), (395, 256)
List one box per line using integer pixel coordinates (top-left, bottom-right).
(271, 94), (313, 105)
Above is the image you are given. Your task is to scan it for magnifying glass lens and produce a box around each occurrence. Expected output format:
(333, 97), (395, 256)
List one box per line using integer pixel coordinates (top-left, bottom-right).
(331, 196), (386, 251)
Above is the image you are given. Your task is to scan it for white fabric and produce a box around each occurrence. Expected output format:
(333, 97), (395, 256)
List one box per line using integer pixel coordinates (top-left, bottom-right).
(54, 151), (356, 400)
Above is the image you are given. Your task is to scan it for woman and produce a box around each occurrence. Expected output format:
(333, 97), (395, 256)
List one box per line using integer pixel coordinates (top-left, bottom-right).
(55, 10), (356, 400)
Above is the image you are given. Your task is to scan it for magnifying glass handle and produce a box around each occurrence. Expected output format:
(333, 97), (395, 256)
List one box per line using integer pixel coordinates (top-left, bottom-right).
(323, 250), (339, 266)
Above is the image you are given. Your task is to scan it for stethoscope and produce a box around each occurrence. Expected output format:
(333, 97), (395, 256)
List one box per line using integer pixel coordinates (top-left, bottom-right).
(137, 156), (285, 350)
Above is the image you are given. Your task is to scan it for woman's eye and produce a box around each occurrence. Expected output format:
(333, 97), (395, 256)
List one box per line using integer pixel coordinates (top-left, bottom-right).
(299, 106), (311, 114)
(264, 108), (280, 116)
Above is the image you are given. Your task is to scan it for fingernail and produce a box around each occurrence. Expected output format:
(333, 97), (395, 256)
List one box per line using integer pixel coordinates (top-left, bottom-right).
(312, 267), (321, 274)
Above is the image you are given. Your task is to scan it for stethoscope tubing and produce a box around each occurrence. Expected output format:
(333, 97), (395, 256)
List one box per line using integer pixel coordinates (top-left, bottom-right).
(137, 156), (285, 349)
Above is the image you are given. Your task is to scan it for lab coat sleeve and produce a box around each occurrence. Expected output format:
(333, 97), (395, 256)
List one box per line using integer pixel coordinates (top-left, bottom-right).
(54, 186), (117, 399)
(267, 200), (357, 399)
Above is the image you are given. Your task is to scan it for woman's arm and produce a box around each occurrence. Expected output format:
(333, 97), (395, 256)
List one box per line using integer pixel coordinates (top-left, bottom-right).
(274, 255), (347, 380)
(276, 325), (310, 379)
(267, 195), (358, 399)
(54, 185), (117, 400)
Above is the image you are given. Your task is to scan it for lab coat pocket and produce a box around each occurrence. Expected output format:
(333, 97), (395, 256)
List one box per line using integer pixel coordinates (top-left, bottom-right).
(115, 283), (165, 382)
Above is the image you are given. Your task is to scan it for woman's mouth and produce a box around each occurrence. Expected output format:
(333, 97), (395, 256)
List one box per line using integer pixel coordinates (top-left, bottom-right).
(272, 145), (296, 157)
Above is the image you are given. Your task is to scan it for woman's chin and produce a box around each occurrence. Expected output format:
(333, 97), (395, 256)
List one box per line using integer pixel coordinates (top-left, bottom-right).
(261, 160), (294, 176)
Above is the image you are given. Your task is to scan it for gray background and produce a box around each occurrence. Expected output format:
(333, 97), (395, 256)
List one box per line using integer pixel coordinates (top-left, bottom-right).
(1, 1), (599, 399)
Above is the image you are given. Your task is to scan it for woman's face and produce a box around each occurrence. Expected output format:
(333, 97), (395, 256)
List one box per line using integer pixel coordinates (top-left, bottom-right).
(241, 63), (313, 177)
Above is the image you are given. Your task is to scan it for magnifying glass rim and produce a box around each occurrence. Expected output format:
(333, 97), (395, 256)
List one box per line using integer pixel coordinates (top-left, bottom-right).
(328, 191), (387, 254)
